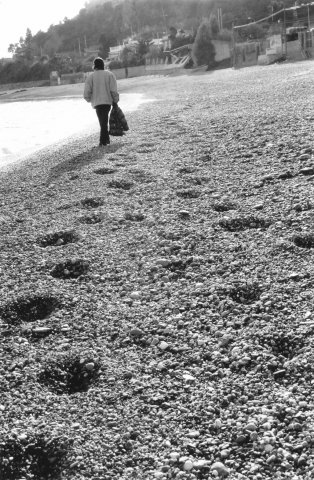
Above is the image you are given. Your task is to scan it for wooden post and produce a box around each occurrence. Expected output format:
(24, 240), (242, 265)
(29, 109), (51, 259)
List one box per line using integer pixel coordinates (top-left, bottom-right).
(283, 8), (287, 57)
(232, 24), (236, 68)
(217, 8), (223, 31)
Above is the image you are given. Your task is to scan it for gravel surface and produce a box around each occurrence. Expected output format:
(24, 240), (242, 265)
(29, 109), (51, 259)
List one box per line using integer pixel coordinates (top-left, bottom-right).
(0, 62), (314, 480)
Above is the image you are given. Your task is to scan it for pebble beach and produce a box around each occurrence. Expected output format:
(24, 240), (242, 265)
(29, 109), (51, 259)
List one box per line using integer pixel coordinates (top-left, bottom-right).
(1, 62), (314, 479)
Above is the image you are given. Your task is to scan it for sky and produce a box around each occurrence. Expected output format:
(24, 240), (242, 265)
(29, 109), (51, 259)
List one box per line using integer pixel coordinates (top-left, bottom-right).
(0, 0), (87, 58)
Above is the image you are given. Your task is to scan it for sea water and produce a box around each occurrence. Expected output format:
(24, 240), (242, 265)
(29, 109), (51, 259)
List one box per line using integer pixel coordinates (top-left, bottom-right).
(0, 93), (153, 168)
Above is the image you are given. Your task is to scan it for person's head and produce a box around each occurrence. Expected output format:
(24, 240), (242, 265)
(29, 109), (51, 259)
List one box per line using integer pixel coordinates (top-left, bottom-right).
(93, 57), (104, 70)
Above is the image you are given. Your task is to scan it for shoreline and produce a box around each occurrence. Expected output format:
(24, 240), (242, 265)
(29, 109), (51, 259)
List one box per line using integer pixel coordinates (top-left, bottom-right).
(0, 91), (156, 169)
(1, 63), (314, 479)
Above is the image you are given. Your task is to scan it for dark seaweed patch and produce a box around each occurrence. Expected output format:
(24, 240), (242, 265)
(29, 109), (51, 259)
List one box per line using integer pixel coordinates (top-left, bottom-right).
(0, 295), (59, 325)
(38, 355), (100, 395)
(37, 230), (79, 248)
(50, 259), (90, 279)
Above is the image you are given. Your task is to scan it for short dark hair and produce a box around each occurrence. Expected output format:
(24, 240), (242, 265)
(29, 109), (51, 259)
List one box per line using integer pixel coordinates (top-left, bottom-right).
(93, 57), (104, 70)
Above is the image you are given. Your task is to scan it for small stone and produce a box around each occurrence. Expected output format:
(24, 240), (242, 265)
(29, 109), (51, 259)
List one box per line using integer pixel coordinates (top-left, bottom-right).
(266, 454), (276, 464)
(130, 328), (143, 338)
(245, 423), (257, 432)
(220, 449), (230, 459)
(299, 167), (314, 175)
(61, 326), (71, 332)
(214, 419), (222, 429)
(156, 258), (171, 267)
(179, 456), (189, 463)
(169, 452), (180, 461)
(250, 464), (260, 473)
(211, 461), (229, 477)
(220, 335), (233, 347)
(182, 373), (196, 383)
(130, 291), (141, 300)
(299, 154), (311, 161)
(32, 327), (52, 335)
(238, 356), (251, 366)
(236, 434), (247, 444)
(158, 341), (169, 351)
(289, 272), (301, 280)
(71, 423), (81, 429)
(183, 460), (194, 471)
(154, 472), (165, 479)
(264, 444), (274, 453)
(179, 210), (190, 218)
(193, 459), (208, 469)
(254, 203), (264, 210)
(186, 430), (200, 438)
(297, 455), (307, 466)
(85, 362), (95, 371)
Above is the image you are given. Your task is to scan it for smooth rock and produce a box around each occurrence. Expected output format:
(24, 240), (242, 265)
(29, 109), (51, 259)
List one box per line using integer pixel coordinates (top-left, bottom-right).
(169, 452), (180, 461)
(194, 459), (208, 469)
(211, 461), (229, 477)
(266, 454), (276, 464)
(183, 460), (194, 471)
(130, 291), (141, 300)
(186, 430), (200, 438)
(299, 154), (311, 161)
(245, 423), (257, 432)
(220, 449), (230, 459)
(179, 210), (190, 218)
(156, 258), (171, 267)
(158, 341), (169, 350)
(85, 362), (95, 371)
(130, 328), (143, 338)
(299, 167), (314, 175)
(32, 327), (52, 335)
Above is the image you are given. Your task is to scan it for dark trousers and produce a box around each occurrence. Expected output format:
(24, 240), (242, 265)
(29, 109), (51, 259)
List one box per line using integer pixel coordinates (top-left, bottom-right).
(95, 104), (111, 145)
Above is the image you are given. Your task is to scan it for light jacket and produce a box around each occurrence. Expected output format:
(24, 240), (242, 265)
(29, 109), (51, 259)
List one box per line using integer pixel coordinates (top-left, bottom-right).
(83, 69), (119, 108)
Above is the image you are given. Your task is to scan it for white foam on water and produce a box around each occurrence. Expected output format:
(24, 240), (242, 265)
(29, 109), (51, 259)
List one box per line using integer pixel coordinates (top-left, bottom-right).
(0, 93), (154, 168)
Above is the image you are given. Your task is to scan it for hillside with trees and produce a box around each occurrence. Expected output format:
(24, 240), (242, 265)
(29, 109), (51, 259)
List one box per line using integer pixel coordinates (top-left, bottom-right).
(0, 0), (305, 84)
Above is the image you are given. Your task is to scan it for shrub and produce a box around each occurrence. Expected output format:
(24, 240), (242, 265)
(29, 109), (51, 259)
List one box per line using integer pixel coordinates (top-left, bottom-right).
(192, 20), (216, 69)
(108, 59), (123, 69)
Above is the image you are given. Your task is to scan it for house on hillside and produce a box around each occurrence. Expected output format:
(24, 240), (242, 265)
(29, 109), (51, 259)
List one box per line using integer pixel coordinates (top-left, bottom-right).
(107, 40), (139, 61)
(108, 45), (124, 60)
(149, 35), (171, 50)
(233, 2), (314, 67)
(84, 45), (100, 57)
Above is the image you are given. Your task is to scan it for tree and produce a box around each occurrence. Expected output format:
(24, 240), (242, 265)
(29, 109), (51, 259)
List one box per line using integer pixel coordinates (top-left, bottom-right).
(99, 32), (117, 59)
(32, 30), (49, 56)
(43, 31), (62, 57)
(8, 43), (19, 55)
(192, 20), (216, 69)
(23, 28), (34, 62)
(8, 29), (35, 63)
(137, 39), (149, 57)
(209, 13), (220, 38)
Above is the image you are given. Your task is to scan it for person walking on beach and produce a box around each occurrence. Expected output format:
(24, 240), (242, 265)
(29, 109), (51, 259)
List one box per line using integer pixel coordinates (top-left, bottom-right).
(84, 57), (119, 147)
